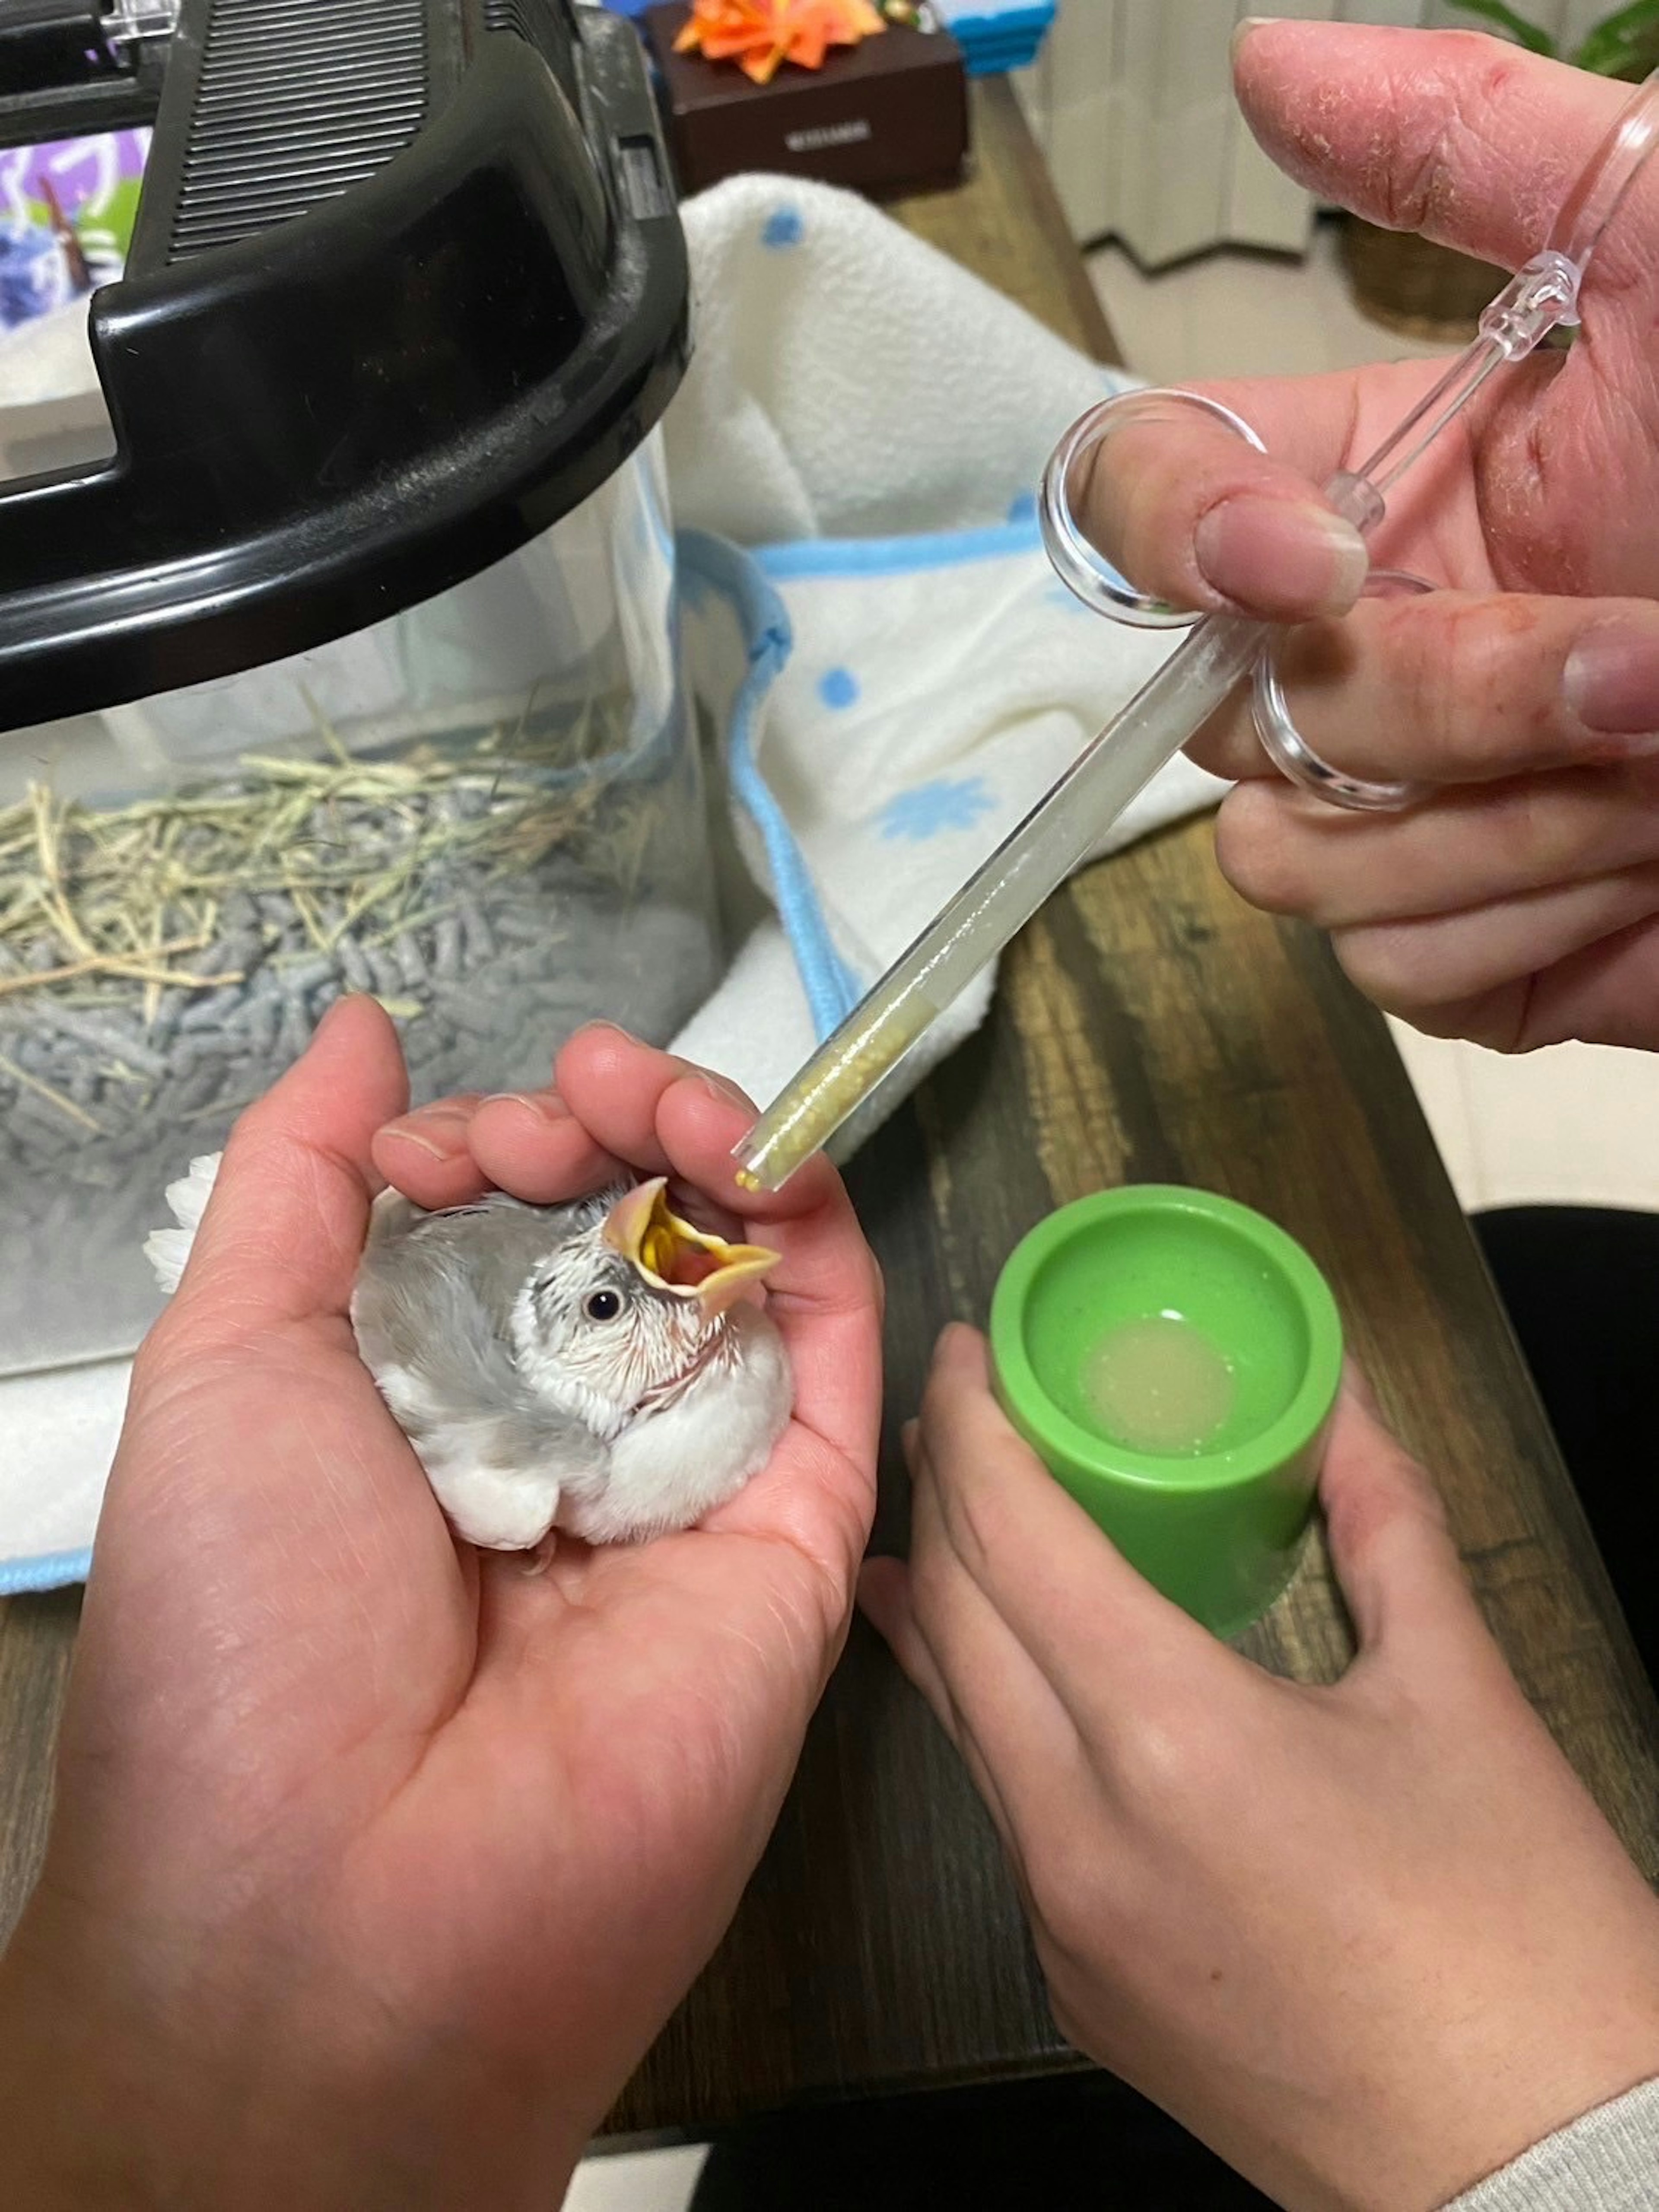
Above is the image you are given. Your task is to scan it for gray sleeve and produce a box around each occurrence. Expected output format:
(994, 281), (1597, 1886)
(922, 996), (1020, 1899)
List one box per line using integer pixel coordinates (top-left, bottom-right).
(1441, 2076), (1659, 2211)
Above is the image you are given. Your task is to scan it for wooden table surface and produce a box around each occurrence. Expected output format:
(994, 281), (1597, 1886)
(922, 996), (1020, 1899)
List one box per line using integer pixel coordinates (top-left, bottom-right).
(3, 75), (1656, 2148)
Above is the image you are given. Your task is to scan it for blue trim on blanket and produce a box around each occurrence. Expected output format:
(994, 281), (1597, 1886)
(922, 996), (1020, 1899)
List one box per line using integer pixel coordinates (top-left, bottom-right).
(755, 514), (1045, 580)
(0, 1544), (92, 1594)
(750, 371), (1139, 586)
(678, 531), (864, 1038)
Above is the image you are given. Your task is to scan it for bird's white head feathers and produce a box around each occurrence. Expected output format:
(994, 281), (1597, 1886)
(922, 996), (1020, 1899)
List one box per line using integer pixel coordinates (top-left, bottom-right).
(507, 1178), (779, 1435)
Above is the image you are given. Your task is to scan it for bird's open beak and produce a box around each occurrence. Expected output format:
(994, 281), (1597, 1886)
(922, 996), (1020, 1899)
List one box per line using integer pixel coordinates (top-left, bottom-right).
(602, 1177), (780, 1317)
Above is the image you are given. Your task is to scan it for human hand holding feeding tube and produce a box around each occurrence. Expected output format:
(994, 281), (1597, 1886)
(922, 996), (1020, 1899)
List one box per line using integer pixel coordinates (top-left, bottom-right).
(1075, 21), (1659, 1053)
(728, 26), (1659, 1196)
(0, 1000), (882, 2212)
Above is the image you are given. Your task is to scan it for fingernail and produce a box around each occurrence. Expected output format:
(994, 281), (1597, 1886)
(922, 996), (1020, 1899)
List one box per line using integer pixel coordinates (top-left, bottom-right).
(1231, 16), (1281, 59)
(699, 1069), (753, 1112)
(380, 1110), (471, 1162)
(1195, 495), (1368, 617)
(381, 1131), (446, 1160)
(584, 1020), (641, 1046)
(1562, 620), (1659, 744)
(481, 1091), (569, 1125)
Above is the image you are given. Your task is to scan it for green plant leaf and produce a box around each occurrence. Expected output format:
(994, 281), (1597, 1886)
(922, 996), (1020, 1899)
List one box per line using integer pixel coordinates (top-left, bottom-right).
(1443, 0), (1557, 55)
(1574, 0), (1659, 74)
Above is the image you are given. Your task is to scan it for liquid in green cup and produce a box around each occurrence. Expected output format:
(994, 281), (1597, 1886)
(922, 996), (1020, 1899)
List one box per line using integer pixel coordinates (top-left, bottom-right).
(989, 1185), (1344, 1640)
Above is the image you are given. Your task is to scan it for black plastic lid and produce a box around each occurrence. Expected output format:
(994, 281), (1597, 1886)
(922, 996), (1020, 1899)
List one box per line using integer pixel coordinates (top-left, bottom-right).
(0, 0), (690, 730)
(0, 0), (173, 151)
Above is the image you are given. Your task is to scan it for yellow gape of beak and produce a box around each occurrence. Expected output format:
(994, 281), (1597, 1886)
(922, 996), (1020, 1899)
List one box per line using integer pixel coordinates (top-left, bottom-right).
(602, 1178), (779, 1317)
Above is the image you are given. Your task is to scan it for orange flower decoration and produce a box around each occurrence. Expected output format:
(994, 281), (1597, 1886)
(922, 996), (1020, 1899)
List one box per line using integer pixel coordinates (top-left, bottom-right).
(674, 0), (887, 84)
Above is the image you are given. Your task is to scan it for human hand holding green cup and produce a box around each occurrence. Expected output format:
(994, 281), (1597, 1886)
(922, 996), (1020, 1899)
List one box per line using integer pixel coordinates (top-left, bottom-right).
(988, 1186), (1344, 1639)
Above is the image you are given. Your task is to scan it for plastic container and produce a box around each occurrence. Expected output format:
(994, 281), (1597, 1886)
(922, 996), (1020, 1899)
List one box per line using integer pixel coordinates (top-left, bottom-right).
(989, 1185), (1344, 1640)
(0, 0), (714, 1375)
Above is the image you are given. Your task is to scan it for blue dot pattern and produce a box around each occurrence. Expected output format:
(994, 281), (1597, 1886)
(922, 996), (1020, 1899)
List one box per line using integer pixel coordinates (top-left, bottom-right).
(762, 206), (804, 249)
(1006, 490), (1037, 524)
(878, 777), (998, 842)
(818, 666), (859, 709)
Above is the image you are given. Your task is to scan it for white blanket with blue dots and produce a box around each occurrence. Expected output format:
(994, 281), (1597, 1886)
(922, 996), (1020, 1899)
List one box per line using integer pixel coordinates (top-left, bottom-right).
(664, 175), (1226, 1160)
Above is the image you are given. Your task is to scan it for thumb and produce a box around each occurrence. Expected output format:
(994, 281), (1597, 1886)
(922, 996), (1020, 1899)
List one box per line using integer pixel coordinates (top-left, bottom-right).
(165, 996), (408, 1343)
(1233, 22), (1640, 282)
(1320, 1367), (1490, 1671)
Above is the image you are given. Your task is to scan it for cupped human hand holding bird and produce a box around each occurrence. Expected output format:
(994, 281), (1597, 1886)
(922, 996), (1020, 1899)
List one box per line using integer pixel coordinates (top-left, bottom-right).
(0, 999), (882, 2212)
(151, 1138), (794, 1553)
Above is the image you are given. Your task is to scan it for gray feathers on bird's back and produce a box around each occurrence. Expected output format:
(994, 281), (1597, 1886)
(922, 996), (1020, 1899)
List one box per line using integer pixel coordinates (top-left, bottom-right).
(351, 1187), (617, 1503)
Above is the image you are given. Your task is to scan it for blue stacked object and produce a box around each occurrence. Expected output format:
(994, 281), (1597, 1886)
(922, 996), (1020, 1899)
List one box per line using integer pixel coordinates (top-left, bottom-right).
(927, 0), (1053, 76)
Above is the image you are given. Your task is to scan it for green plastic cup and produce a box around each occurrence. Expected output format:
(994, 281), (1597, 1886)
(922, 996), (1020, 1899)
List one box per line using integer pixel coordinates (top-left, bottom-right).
(989, 1185), (1344, 1640)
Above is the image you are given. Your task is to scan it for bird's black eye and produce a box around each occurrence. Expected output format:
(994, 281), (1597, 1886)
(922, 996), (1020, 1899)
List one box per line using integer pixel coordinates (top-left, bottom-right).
(584, 1288), (625, 1322)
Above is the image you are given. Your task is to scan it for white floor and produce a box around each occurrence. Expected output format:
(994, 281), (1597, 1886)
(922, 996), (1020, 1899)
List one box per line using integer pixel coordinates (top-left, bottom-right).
(1089, 220), (1659, 1219)
(564, 2147), (710, 2212)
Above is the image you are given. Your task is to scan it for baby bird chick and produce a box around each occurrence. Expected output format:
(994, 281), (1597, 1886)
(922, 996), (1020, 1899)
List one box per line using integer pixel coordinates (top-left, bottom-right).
(146, 1158), (792, 1553)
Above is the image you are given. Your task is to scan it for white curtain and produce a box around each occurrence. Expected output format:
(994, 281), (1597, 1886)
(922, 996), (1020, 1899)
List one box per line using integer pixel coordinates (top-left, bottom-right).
(1017, 0), (1611, 267)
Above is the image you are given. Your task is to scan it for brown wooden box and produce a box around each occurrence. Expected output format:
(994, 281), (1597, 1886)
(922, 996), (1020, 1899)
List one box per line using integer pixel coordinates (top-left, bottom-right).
(643, 3), (968, 199)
